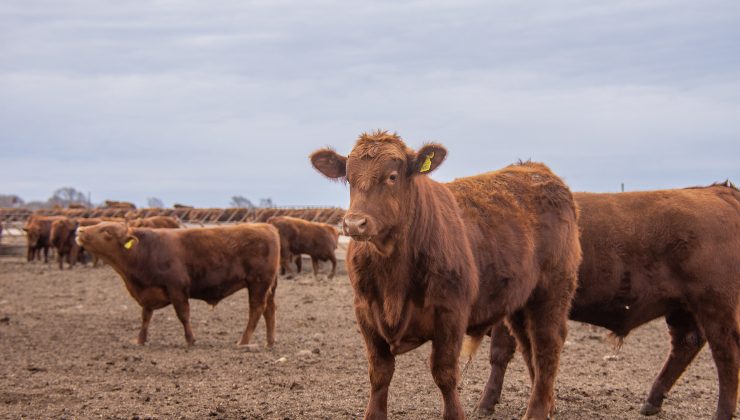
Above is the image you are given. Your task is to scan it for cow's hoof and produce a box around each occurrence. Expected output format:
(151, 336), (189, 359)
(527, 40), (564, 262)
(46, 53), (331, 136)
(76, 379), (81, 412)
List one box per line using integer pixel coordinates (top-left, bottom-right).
(129, 337), (145, 346)
(238, 343), (260, 352)
(475, 407), (495, 418)
(639, 401), (661, 416)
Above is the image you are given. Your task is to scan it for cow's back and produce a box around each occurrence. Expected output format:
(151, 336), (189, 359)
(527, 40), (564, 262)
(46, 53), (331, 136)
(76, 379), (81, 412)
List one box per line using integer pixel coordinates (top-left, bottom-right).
(572, 185), (740, 334)
(446, 162), (581, 322)
(170, 224), (280, 301)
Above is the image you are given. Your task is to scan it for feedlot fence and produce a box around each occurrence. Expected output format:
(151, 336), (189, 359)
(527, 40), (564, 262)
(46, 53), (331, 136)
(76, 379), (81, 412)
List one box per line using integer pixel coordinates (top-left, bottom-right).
(0, 207), (346, 237)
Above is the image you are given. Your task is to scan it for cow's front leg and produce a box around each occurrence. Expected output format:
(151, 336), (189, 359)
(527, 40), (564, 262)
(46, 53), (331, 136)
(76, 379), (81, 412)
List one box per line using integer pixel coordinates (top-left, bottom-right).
(134, 307), (153, 345)
(359, 322), (395, 420)
(431, 309), (465, 420)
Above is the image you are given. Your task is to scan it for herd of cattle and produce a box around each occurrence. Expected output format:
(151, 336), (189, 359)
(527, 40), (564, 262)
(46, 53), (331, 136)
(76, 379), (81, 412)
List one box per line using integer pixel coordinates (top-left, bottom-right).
(2, 131), (739, 420)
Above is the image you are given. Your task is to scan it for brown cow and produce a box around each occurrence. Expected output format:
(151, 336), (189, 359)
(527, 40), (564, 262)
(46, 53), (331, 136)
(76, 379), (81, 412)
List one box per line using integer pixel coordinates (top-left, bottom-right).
(267, 216), (339, 279)
(50, 217), (82, 270)
(75, 222), (280, 347)
(103, 200), (136, 209)
(23, 215), (66, 263)
(484, 182), (740, 420)
(128, 216), (181, 229)
(310, 131), (581, 420)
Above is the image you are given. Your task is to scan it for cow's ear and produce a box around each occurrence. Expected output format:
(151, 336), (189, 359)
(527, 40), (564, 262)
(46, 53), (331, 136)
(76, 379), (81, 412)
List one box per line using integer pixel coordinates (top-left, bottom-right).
(410, 143), (447, 176)
(310, 148), (347, 179)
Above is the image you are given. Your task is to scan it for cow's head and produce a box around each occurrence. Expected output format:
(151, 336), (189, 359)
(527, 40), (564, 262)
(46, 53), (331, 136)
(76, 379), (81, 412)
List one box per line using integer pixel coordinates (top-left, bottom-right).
(310, 131), (446, 252)
(76, 222), (139, 259)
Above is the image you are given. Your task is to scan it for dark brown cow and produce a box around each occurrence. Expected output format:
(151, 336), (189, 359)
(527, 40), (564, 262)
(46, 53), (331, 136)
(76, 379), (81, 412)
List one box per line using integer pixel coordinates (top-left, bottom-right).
(310, 131), (581, 420)
(23, 215), (65, 263)
(128, 216), (181, 229)
(267, 216), (339, 279)
(76, 222), (280, 347)
(484, 183), (740, 420)
(50, 217), (81, 270)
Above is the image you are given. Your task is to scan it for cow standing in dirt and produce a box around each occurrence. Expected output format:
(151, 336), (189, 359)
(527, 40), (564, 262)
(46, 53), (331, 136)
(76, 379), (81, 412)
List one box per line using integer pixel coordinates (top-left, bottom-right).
(267, 216), (339, 279)
(23, 215), (65, 263)
(76, 222), (280, 347)
(483, 183), (740, 420)
(50, 217), (81, 270)
(310, 131), (581, 420)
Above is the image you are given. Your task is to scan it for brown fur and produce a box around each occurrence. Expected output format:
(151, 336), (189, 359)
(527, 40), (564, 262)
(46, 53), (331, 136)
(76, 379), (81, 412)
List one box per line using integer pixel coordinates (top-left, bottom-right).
(75, 222), (280, 347)
(50, 217), (82, 270)
(267, 216), (339, 279)
(127, 216), (181, 229)
(485, 184), (740, 420)
(102, 200), (136, 209)
(310, 131), (581, 420)
(23, 215), (66, 263)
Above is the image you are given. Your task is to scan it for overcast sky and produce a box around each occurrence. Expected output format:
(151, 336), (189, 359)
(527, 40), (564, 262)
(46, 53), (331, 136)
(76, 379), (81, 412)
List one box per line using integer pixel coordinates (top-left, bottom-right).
(1, 0), (738, 208)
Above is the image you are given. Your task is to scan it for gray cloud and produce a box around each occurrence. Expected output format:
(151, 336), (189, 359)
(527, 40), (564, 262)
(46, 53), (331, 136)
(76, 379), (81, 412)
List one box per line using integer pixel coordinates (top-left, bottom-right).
(1, 0), (738, 207)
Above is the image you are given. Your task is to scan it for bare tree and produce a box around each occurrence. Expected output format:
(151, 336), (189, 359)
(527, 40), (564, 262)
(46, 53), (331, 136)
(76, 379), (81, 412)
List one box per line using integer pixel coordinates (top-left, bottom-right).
(147, 197), (165, 208)
(259, 198), (274, 208)
(0, 194), (24, 208)
(231, 196), (254, 208)
(49, 187), (88, 207)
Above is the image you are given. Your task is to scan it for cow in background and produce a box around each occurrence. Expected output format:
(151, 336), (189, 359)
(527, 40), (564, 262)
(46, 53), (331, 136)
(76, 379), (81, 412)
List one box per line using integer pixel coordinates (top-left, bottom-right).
(76, 222), (280, 347)
(23, 215), (65, 263)
(50, 217), (81, 270)
(267, 216), (339, 279)
(128, 216), (181, 229)
(483, 182), (740, 420)
(310, 131), (581, 420)
(102, 200), (136, 209)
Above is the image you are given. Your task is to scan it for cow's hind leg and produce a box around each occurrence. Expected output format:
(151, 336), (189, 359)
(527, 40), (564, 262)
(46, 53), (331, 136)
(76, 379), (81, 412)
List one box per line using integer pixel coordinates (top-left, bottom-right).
(168, 288), (195, 346)
(477, 322), (517, 416)
(641, 310), (706, 415)
(262, 282), (277, 347)
(696, 307), (739, 420)
(523, 279), (574, 420)
(238, 284), (268, 347)
(328, 254), (337, 279)
(311, 257), (320, 280)
(294, 254), (302, 273)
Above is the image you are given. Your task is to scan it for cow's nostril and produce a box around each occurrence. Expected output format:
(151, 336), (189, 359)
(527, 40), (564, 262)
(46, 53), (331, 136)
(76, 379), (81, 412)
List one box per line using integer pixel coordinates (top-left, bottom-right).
(344, 216), (368, 236)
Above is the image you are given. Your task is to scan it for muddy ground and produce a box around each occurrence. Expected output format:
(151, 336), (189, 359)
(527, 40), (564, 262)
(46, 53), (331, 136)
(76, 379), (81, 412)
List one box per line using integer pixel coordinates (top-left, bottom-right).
(0, 248), (726, 419)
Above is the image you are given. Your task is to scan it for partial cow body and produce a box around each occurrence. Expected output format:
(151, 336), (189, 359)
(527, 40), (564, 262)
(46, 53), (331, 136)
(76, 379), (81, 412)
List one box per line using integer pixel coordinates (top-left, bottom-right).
(311, 131), (581, 420)
(127, 216), (180, 229)
(485, 183), (740, 420)
(76, 222), (280, 347)
(50, 217), (81, 270)
(267, 216), (339, 279)
(23, 215), (65, 263)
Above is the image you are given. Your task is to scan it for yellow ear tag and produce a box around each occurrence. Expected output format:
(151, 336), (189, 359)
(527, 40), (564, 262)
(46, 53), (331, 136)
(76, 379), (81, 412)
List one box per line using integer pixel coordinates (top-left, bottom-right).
(124, 239), (135, 250)
(420, 151), (435, 173)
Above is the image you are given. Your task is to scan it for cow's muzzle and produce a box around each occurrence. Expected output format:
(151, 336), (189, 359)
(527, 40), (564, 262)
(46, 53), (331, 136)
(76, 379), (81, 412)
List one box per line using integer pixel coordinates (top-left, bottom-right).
(343, 213), (372, 240)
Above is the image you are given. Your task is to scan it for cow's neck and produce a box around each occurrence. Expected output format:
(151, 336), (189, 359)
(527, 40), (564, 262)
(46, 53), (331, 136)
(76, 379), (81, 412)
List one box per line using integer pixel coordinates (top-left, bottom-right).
(353, 176), (467, 327)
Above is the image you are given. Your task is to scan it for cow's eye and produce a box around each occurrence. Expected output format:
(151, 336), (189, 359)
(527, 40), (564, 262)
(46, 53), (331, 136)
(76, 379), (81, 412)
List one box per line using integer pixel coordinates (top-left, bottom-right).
(387, 172), (398, 185)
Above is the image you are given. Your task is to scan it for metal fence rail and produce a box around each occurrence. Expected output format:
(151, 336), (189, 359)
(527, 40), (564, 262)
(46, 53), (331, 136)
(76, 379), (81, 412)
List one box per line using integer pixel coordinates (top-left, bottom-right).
(0, 207), (346, 229)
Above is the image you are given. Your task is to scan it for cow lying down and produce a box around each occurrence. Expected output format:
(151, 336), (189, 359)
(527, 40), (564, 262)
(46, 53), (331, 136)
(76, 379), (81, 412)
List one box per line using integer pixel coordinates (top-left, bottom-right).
(76, 222), (280, 347)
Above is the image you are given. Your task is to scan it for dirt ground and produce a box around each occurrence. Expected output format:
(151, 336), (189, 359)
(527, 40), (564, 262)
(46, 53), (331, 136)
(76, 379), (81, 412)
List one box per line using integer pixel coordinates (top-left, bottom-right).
(0, 249), (726, 419)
